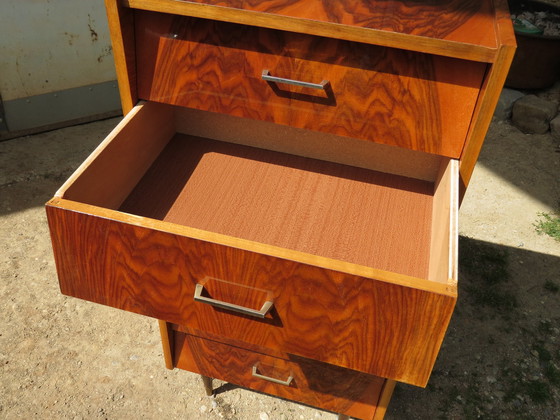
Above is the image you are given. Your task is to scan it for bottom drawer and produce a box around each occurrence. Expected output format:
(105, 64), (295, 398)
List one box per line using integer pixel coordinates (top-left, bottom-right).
(173, 331), (394, 420)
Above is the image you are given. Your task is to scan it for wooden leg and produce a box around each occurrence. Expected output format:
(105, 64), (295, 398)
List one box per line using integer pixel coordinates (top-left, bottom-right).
(158, 320), (174, 370)
(372, 380), (397, 420)
(201, 375), (213, 396)
(337, 379), (396, 420)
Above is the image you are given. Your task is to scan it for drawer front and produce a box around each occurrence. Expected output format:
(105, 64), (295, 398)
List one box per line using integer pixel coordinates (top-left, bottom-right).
(173, 331), (387, 420)
(135, 11), (486, 158)
(47, 200), (455, 387)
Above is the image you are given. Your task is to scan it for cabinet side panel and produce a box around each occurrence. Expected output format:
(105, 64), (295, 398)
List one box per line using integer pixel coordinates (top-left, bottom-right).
(459, 0), (515, 197)
(459, 52), (512, 197)
(105, 0), (138, 114)
(46, 202), (456, 386)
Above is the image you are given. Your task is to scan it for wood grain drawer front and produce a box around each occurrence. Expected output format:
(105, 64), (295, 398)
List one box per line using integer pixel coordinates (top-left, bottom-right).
(173, 332), (389, 420)
(47, 102), (457, 387)
(135, 11), (486, 158)
(47, 202), (455, 387)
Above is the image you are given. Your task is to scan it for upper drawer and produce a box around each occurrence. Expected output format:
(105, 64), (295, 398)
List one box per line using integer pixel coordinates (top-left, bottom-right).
(135, 11), (486, 158)
(46, 101), (457, 387)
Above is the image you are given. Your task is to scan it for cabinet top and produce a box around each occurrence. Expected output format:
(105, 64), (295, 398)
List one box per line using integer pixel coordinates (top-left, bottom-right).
(124, 0), (515, 61)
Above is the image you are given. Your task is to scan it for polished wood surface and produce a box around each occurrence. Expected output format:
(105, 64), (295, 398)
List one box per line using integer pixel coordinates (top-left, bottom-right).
(174, 331), (386, 419)
(120, 134), (434, 278)
(136, 12), (486, 158)
(125, 0), (502, 62)
(46, 197), (456, 386)
(105, 0), (137, 114)
(48, 197), (454, 297)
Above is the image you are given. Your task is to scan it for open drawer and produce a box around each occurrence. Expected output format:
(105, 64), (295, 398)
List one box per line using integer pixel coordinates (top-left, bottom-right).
(46, 101), (458, 387)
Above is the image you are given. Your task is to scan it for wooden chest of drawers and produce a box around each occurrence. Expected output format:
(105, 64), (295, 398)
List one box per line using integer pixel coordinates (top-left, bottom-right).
(46, 1), (515, 418)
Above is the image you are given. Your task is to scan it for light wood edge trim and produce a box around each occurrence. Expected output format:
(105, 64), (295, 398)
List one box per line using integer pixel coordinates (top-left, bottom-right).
(449, 159), (459, 287)
(428, 158), (458, 289)
(494, 0), (517, 47)
(106, 0), (137, 114)
(46, 197), (457, 297)
(158, 320), (174, 369)
(54, 101), (148, 198)
(458, 42), (515, 198)
(372, 379), (397, 420)
(124, 0), (497, 62)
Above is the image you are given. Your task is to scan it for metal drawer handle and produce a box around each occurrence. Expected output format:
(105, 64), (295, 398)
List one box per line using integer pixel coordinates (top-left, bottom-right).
(194, 284), (273, 319)
(262, 70), (330, 90)
(252, 365), (293, 386)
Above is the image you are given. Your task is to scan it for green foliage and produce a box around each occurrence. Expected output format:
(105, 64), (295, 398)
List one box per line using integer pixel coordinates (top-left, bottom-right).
(534, 211), (560, 242)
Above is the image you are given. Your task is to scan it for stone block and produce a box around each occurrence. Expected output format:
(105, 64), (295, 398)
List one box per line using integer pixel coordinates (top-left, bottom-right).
(494, 88), (525, 121)
(512, 95), (558, 134)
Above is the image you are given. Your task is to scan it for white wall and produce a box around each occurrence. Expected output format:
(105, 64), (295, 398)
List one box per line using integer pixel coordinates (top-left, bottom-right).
(0, 0), (116, 102)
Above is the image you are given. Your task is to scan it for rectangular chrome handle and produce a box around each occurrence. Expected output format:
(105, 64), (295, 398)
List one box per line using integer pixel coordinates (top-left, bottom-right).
(194, 284), (273, 319)
(262, 70), (330, 90)
(252, 365), (293, 386)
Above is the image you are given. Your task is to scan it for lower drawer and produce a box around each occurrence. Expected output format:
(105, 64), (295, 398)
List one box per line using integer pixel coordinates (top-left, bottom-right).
(173, 331), (394, 420)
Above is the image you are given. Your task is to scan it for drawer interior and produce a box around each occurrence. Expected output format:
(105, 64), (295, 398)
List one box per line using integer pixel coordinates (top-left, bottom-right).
(57, 101), (457, 286)
(119, 133), (434, 278)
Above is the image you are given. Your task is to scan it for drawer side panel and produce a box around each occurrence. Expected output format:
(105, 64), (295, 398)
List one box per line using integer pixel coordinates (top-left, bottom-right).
(46, 202), (456, 386)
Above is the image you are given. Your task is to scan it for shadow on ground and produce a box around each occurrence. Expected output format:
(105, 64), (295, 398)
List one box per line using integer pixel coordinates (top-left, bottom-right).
(388, 236), (560, 420)
(0, 118), (119, 216)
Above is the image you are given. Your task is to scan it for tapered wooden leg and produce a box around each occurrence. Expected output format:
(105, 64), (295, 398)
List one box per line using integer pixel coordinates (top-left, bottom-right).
(158, 320), (174, 370)
(372, 380), (396, 420)
(336, 379), (396, 420)
(201, 375), (213, 396)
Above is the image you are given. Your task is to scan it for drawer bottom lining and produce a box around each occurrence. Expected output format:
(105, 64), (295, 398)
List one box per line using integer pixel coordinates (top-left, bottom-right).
(119, 133), (433, 279)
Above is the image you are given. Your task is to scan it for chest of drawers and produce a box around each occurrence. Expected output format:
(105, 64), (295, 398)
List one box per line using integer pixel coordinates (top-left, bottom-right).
(46, 1), (515, 418)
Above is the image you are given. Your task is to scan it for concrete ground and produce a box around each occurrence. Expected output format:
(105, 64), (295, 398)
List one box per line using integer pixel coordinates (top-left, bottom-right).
(1, 111), (559, 419)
